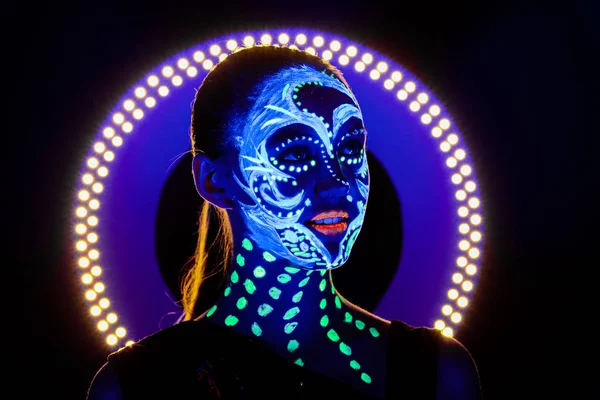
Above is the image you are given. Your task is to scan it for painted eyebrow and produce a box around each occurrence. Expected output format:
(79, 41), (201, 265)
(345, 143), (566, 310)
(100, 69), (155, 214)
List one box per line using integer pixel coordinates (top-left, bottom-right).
(267, 124), (320, 144)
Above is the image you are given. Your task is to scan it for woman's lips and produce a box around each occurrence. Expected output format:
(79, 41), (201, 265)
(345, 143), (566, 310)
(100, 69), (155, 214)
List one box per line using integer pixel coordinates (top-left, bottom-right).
(307, 210), (349, 236)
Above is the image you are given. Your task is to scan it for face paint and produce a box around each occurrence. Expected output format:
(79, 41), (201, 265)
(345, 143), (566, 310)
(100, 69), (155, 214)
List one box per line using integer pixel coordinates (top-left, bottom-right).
(232, 66), (370, 269)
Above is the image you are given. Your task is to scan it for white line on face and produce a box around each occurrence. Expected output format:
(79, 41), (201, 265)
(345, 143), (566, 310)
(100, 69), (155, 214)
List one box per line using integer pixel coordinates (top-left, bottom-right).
(232, 66), (369, 269)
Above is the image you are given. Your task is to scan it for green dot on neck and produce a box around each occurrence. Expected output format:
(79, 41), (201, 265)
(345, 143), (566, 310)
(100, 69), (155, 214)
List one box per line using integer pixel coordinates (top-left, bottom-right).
(361, 372), (372, 384)
(339, 342), (352, 356)
(327, 329), (340, 342)
(344, 312), (353, 323)
(292, 291), (303, 303)
(242, 238), (253, 251)
(335, 296), (342, 309)
(350, 360), (361, 370)
(244, 279), (256, 294)
(369, 327), (380, 337)
(224, 315), (239, 326)
(253, 266), (266, 278)
(206, 304), (217, 317)
(298, 277), (310, 287)
(320, 314), (329, 327)
(319, 298), (327, 310)
(284, 321), (298, 334)
(263, 251), (276, 262)
(257, 303), (274, 317)
(319, 279), (327, 291)
(236, 254), (245, 267)
(224, 287), (231, 297)
(236, 297), (248, 310)
(283, 306), (300, 320)
(287, 339), (299, 352)
(251, 322), (262, 336)
(231, 270), (239, 283)
(268, 287), (282, 299)
(294, 358), (304, 367)
(355, 320), (365, 330)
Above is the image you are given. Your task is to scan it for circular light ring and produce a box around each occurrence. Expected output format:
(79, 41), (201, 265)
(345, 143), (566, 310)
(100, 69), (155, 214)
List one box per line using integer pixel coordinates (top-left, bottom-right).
(72, 29), (484, 347)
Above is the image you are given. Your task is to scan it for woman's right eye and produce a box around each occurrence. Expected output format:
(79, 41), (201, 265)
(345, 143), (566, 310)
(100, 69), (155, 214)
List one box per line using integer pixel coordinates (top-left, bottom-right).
(282, 147), (310, 162)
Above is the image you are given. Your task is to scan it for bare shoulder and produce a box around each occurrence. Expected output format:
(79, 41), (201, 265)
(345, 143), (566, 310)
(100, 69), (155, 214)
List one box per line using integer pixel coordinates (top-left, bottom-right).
(435, 336), (482, 400)
(86, 361), (123, 400)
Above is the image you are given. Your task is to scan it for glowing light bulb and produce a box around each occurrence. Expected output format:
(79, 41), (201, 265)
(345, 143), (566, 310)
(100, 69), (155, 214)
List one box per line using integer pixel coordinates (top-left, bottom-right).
(468, 197), (480, 209)
(193, 51), (205, 62)
(313, 36), (324, 47)
(177, 58), (189, 69)
(86, 289), (97, 301)
(470, 214), (482, 225)
(421, 114), (432, 124)
(94, 282), (105, 293)
(89, 199), (100, 210)
(429, 105), (440, 116)
(458, 206), (469, 217)
(468, 248), (480, 259)
(82, 274), (93, 284)
(451, 312), (462, 323)
(112, 113), (124, 125)
(346, 46), (357, 57)
(452, 173), (463, 184)
(354, 61), (365, 72)
(459, 240), (470, 251)
(107, 313), (117, 323)
(470, 231), (482, 242)
(404, 81), (416, 92)
(330, 40), (341, 51)
(442, 305), (452, 315)
(339, 55), (349, 65)
(391, 71), (402, 82)
(87, 216), (98, 226)
(98, 320), (108, 331)
(448, 289), (459, 300)
(447, 134), (458, 145)
(460, 164), (472, 176)
(442, 327), (453, 337)
(409, 101), (420, 112)
(99, 298), (110, 308)
(91, 306), (101, 316)
(116, 327), (126, 338)
(432, 127), (442, 138)
(396, 90), (408, 101)
(243, 36), (254, 47)
(457, 297), (468, 307)
(384, 79), (394, 90)
(209, 44), (221, 56)
(186, 67), (198, 78)
(87, 232), (98, 243)
(103, 151), (114, 162)
(417, 93), (429, 104)
(78, 190), (90, 201)
(456, 190), (467, 201)
(91, 266), (102, 276)
(172, 76), (182, 86)
(369, 69), (380, 80)
(75, 223), (86, 234)
(145, 97), (156, 108)
(457, 256), (468, 267)
(87, 158), (99, 169)
(78, 257), (90, 268)
(202, 59), (213, 70)
(434, 320), (445, 330)
(161, 66), (174, 78)
(226, 39), (237, 51)
(376, 61), (388, 73)
(147, 75), (159, 87)
(158, 86), (169, 97)
(121, 124), (131, 134)
(462, 281), (473, 291)
(322, 50), (333, 60)
(454, 148), (466, 160)
(107, 334), (118, 345)
(296, 34), (307, 45)
(305, 47), (316, 55)
(123, 99), (135, 111)
(440, 142), (451, 152)
(466, 265), (477, 275)
(134, 87), (147, 98)
(452, 273), (464, 284)
(440, 118), (450, 130)
(459, 223), (470, 234)
(97, 166), (108, 177)
(361, 53), (373, 64)
(278, 33), (290, 44)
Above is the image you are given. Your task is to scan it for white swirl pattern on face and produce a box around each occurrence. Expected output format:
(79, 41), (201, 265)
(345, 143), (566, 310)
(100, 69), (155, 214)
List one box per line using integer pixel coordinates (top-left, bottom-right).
(232, 66), (369, 269)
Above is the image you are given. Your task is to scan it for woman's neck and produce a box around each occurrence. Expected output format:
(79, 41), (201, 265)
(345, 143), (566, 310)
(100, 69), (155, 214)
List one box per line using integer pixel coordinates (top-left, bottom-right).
(201, 235), (387, 393)
(204, 236), (346, 350)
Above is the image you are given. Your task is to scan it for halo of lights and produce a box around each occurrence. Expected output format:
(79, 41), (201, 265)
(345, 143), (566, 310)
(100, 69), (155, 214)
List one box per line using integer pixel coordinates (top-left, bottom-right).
(72, 29), (484, 347)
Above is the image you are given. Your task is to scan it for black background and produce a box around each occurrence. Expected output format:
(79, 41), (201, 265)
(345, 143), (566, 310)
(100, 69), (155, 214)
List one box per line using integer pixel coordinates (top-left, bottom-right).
(4, 0), (596, 398)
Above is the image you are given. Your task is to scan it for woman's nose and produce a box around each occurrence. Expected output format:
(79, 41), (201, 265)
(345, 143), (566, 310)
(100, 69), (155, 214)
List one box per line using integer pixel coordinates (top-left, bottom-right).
(315, 178), (349, 202)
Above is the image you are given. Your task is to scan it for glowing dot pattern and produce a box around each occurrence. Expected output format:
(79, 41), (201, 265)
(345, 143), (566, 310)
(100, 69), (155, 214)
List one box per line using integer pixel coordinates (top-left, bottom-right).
(74, 30), (482, 347)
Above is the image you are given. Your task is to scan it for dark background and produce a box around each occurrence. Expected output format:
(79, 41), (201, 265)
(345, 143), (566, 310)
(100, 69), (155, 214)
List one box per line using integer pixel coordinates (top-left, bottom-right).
(4, 0), (596, 398)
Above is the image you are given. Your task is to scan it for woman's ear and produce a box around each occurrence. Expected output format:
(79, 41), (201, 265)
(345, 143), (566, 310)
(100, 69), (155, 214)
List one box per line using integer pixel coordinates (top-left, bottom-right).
(192, 153), (235, 209)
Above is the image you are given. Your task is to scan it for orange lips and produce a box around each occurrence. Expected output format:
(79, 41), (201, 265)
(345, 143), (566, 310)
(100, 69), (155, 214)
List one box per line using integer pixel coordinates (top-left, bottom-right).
(309, 210), (349, 236)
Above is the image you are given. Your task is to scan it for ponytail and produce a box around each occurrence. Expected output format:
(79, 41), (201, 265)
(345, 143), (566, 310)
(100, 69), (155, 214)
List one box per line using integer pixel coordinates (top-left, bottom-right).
(180, 201), (233, 320)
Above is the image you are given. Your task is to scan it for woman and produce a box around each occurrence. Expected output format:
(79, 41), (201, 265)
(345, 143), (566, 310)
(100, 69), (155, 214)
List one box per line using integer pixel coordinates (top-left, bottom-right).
(87, 45), (481, 399)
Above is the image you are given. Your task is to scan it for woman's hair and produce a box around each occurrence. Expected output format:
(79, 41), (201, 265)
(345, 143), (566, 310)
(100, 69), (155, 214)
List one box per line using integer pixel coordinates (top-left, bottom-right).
(181, 45), (350, 320)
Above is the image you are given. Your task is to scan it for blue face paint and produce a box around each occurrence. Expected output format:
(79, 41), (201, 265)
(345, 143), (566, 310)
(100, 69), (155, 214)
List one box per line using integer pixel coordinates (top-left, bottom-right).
(232, 66), (370, 269)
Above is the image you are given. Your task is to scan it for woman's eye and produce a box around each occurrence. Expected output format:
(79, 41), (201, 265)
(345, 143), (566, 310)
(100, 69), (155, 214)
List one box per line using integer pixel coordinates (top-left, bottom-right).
(339, 141), (363, 156)
(282, 147), (310, 161)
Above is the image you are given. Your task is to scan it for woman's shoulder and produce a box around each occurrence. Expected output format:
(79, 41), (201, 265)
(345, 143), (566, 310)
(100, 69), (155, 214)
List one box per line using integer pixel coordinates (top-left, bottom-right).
(387, 319), (481, 399)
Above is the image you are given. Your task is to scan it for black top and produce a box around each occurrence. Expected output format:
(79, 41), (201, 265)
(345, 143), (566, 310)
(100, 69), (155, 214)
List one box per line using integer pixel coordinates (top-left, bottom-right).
(105, 319), (442, 399)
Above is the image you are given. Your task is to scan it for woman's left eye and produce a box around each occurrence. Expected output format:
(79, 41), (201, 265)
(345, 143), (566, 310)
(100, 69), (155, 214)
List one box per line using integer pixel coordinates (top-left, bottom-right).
(339, 141), (363, 156)
(282, 147), (310, 161)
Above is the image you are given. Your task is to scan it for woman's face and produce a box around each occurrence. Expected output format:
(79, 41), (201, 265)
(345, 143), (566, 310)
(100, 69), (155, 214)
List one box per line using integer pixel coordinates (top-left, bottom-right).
(231, 66), (369, 269)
